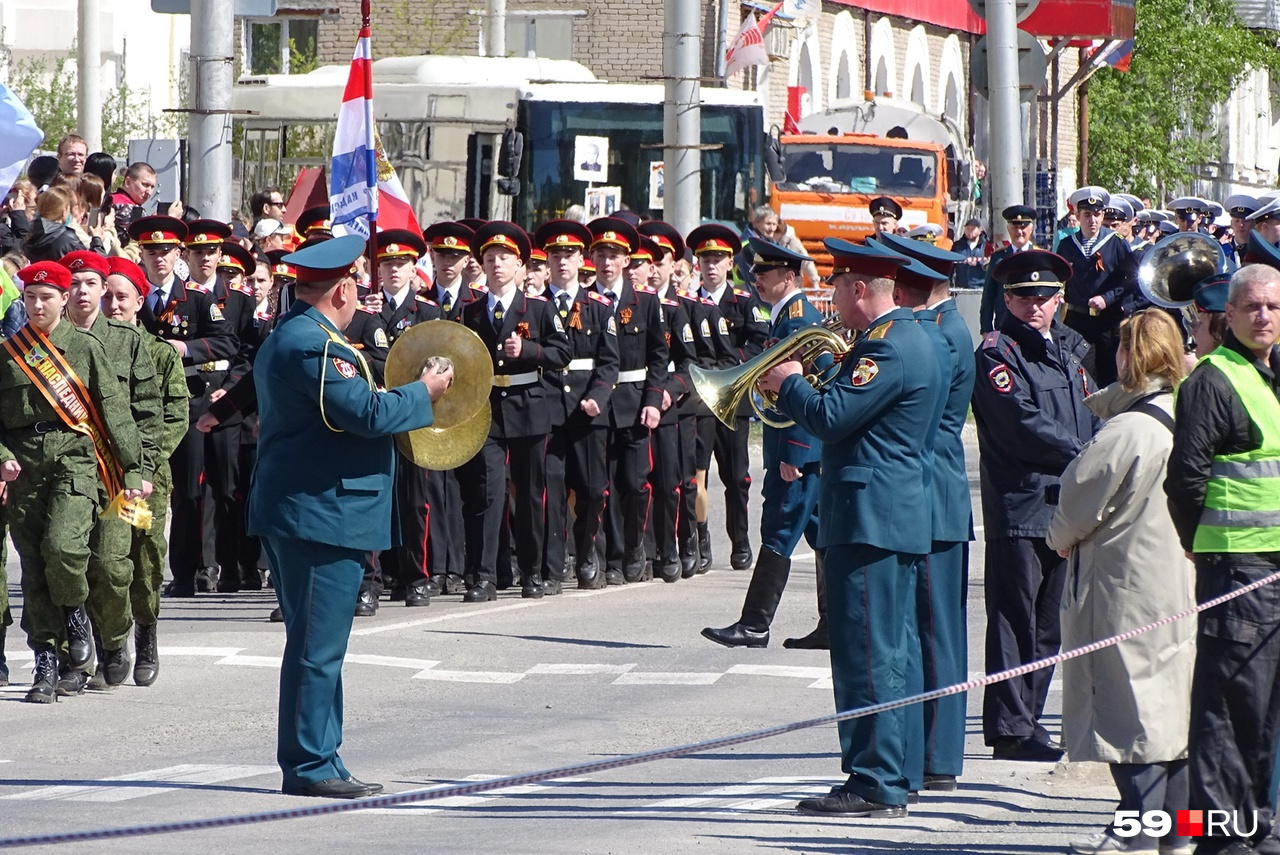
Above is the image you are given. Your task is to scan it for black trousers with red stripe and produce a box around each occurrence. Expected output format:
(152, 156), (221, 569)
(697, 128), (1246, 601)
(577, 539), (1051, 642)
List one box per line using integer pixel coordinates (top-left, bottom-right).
(460, 435), (545, 587)
(649, 419), (681, 567)
(602, 424), (652, 575)
(382, 457), (431, 589)
(712, 415), (752, 553)
(544, 422), (608, 581)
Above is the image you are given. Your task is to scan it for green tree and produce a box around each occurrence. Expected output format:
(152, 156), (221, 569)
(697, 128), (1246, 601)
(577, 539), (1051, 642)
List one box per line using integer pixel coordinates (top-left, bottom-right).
(1086, 0), (1280, 199)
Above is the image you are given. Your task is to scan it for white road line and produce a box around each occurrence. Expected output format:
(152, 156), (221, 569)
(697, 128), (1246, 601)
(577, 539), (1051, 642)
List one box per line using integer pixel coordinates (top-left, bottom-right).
(349, 583), (650, 636)
(411, 668), (524, 684)
(0, 764), (277, 803)
(524, 663), (636, 675)
(215, 654), (280, 668)
(361, 775), (588, 815)
(791, 550), (815, 562)
(725, 664), (829, 680)
(345, 654), (440, 670)
(639, 784), (774, 809)
(163, 647), (244, 657)
(612, 672), (722, 686)
(722, 784), (836, 811)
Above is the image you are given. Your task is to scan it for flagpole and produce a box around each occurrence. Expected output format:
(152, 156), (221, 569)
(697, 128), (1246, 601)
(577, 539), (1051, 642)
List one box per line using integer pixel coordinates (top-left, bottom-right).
(362, 0), (380, 295)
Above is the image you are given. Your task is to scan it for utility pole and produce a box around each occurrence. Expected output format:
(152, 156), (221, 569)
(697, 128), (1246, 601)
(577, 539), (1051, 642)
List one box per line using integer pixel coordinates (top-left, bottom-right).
(76, 0), (102, 151)
(187, 0), (234, 220)
(985, 0), (1024, 214)
(485, 0), (506, 57)
(663, 0), (701, 236)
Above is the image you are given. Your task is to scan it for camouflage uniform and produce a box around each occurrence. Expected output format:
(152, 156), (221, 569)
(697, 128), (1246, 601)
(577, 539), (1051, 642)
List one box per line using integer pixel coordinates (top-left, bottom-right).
(80, 314), (162, 657)
(0, 321), (142, 660)
(131, 334), (189, 626)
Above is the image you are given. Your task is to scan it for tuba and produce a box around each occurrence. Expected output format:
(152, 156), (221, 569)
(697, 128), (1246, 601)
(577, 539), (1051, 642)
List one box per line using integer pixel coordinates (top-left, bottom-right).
(383, 320), (495, 470)
(1137, 231), (1231, 312)
(691, 315), (850, 430)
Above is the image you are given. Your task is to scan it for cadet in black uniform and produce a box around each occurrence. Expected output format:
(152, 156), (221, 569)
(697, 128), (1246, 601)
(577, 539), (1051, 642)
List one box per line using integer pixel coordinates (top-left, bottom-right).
(185, 220), (257, 595)
(351, 230), (443, 610)
(422, 221), (486, 595)
(629, 236), (694, 583)
(688, 224), (768, 571)
(640, 221), (735, 577)
(587, 218), (668, 585)
(972, 250), (1099, 761)
(534, 219), (619, 592)
(457, 222), (570, 601)
(1056, 186), (1137, 387)
(131, 215), (237, 598)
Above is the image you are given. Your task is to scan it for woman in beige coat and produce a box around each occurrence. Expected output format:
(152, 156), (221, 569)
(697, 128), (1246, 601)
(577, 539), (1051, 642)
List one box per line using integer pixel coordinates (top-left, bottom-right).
(1047, 309), (1196, 855)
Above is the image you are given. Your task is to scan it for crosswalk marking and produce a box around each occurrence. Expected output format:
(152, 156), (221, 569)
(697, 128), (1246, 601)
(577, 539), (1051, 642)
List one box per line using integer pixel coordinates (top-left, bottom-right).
(525, 663), (636, 675)
(412, 668), (525, 684)
(612, 672), (722, 686)
(633, 777), (844, 813)
(0, 764), (277, 803)
(361, 775), (588, 815)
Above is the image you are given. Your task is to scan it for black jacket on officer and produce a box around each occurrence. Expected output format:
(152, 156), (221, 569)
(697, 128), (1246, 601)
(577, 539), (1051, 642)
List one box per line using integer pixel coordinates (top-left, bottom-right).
(972, 318), (1100, 537)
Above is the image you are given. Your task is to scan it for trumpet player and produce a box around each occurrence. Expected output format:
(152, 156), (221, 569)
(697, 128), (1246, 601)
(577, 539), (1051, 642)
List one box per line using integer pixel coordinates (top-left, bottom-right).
(758, 239), (944, 818)
(701, 237), (825, 648)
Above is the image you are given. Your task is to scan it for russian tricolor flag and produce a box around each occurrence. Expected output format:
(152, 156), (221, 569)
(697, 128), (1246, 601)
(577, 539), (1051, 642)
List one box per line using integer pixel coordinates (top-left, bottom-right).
(329, 26), (420, 238)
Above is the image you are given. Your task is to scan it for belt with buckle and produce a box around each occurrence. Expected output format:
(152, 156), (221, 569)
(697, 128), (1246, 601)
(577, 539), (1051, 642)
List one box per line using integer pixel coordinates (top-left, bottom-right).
(617, 368), (646, 383)
(1065, 303), (1100, 317)
(566, 358), (595, 372)
(493, 371), (540, 388)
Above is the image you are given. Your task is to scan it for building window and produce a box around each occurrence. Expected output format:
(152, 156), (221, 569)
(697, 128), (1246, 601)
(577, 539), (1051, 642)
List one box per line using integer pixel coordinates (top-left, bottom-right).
(503, 11), (579, 60)
(244, 17), (319, 75)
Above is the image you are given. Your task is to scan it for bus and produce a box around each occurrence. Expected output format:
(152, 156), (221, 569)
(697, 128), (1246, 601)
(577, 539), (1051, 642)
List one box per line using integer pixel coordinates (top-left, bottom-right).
(231, 55), (764, 229)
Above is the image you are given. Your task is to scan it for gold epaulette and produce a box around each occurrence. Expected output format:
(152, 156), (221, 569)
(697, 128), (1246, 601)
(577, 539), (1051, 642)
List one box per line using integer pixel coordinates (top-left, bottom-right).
(867, 320), (894, 340)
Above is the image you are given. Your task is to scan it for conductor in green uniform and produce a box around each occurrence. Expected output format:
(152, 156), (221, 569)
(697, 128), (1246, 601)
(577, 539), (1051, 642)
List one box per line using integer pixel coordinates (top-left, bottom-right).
(248, 235), (453, 799)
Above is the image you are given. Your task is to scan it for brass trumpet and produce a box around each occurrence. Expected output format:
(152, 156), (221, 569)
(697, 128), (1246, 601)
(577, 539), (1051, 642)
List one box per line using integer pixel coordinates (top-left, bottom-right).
(691, 315), (851, 430)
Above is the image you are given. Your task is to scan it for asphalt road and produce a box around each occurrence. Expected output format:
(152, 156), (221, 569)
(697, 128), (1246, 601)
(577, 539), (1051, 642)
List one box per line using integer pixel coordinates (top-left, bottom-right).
(0, 431), (1123, 854)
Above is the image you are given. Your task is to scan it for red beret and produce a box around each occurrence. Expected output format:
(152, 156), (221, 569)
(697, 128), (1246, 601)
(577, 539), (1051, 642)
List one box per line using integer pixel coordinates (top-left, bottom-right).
(18, 261), (72, 291)
(106, 257), (150, 298)
(59, 251), (110, 280)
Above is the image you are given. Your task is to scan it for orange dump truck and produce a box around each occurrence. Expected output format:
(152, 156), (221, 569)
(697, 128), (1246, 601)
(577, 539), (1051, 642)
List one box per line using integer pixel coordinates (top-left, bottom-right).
(770, 132), (952, 277)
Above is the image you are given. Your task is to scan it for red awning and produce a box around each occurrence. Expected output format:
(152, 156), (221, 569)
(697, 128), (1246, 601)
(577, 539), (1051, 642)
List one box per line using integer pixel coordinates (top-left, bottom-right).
(829, 0), (1135, 40)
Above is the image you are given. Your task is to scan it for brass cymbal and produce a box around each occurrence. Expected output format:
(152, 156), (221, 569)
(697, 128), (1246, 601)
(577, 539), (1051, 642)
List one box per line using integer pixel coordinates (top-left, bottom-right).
(395, 401), (491, 471)
(384, 319), (492, 429)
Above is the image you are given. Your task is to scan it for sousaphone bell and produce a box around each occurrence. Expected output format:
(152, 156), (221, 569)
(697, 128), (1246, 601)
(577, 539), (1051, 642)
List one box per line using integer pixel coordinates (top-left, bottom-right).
(1137, 231), (1231, 312)
(384, 320), (494, 470)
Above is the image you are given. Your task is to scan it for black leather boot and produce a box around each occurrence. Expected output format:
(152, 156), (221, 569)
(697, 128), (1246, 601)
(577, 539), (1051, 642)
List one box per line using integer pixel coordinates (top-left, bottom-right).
(134, 622), (159, 687)
(25, 648), (57, 703)
(64, 605), (92, 669)
(0, 622), (9, 687)
(88, 628), (108, 690)
(679, 536), (699, 579)
(696, 522), (712, 573)
(701, 547), (791, 648)
(785, 550), (830, 650)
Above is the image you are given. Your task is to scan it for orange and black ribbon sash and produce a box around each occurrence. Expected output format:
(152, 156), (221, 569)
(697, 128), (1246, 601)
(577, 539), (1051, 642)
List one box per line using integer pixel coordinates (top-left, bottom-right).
(2, 324), (123, 498)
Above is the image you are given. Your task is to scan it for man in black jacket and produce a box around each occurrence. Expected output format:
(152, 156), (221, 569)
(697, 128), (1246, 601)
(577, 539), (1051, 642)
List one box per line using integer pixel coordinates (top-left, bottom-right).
(1166, 261), (1280, 855)
(972, 250), (1099, 762)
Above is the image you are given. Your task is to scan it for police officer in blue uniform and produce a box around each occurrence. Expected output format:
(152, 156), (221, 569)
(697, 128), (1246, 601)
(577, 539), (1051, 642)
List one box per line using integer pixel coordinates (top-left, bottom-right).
(759, 238), (943, 818)
(702, 237), (824, 647)
(873, 230), (976, 791)
(1056, 186), (1137, 386)
(248, 235), (453, 798)
(972, 249), (1099, 762)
